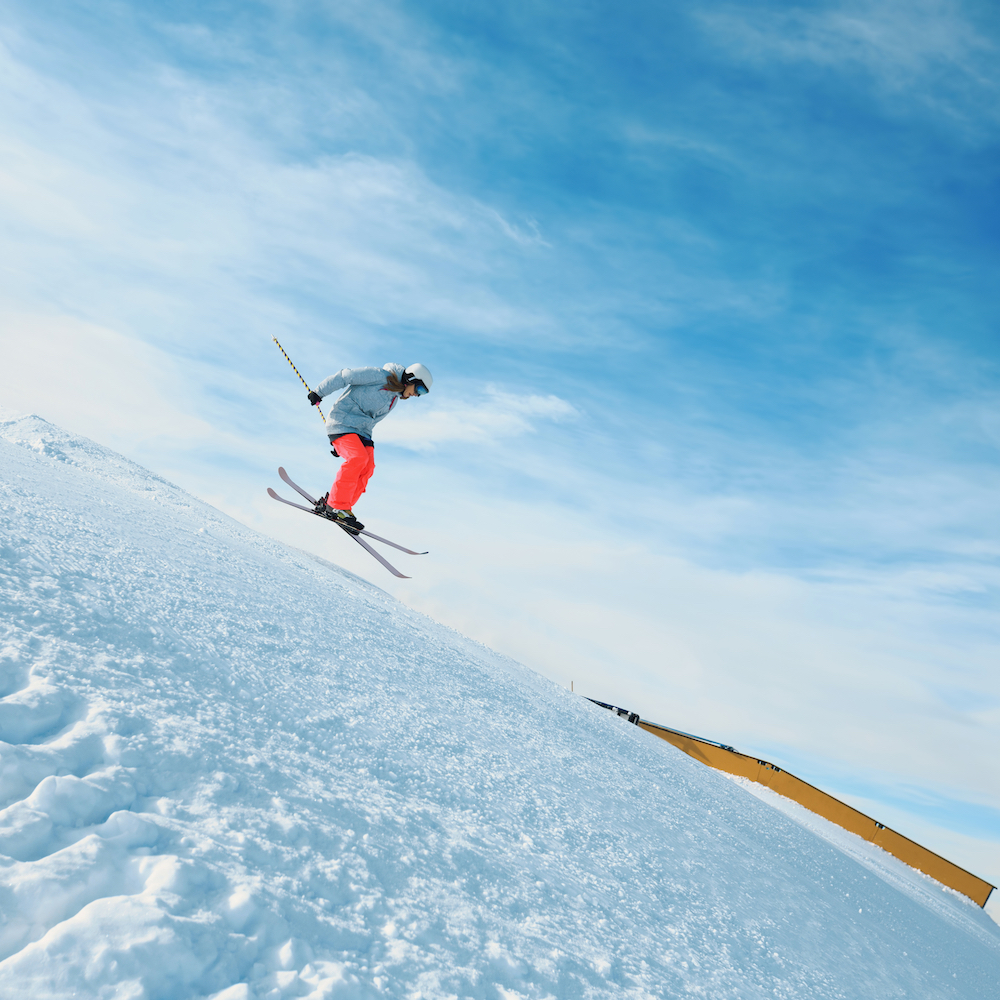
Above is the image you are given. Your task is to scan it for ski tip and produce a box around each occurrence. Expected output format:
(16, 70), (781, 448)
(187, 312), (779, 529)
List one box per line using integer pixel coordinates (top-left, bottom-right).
(267, 487), (279, 498)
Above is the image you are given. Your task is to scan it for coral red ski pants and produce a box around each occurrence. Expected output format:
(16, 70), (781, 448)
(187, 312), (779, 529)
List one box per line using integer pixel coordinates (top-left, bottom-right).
(329, 434), (375, 510)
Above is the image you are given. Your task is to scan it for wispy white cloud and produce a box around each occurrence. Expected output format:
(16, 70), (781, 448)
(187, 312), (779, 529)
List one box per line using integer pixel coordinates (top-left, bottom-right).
(621, 121), (739, 166)
(0, 31), (552, 353)
(698, 0), (1000, 129)
(378, 387), (578, 450)
(479, 206), (552, 248)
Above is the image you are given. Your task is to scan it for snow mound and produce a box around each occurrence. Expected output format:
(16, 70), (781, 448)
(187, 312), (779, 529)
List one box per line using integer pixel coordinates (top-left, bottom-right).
(1, 415), (998, 999)
(1, 412), (182, 497)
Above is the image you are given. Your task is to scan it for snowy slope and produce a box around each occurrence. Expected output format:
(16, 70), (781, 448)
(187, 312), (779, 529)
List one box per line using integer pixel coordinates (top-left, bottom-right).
(1, 414), (998, 1000)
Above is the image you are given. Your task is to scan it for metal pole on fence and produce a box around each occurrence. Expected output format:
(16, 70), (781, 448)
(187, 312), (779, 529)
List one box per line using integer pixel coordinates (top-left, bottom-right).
(272, 337), (326, 423)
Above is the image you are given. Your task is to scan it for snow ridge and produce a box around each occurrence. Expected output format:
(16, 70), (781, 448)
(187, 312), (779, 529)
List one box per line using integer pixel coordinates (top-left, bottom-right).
(1, 415), (999, 999)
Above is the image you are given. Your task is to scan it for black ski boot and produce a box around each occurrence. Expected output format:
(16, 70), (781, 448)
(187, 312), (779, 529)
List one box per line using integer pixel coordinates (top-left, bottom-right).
(313, 494), (364, 534)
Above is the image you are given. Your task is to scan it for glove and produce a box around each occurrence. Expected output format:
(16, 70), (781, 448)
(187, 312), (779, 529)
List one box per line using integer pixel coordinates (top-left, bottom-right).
(307, 391), (323, 405)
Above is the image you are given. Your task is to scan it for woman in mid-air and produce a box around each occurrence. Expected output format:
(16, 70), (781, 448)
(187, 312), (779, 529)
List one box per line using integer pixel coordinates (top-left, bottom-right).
(306, 362), (433, 532)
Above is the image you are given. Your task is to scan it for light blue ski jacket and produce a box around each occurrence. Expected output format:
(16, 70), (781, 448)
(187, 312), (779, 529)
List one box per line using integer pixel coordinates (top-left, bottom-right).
(315, 363), (406, 442)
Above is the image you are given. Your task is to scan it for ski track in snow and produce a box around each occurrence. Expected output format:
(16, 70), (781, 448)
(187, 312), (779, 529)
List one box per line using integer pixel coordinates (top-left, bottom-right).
(0, 413), (998, 1000)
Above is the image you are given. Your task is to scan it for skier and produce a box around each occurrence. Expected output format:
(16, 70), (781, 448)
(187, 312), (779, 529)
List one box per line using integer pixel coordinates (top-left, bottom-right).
(306, 363), (433, 532)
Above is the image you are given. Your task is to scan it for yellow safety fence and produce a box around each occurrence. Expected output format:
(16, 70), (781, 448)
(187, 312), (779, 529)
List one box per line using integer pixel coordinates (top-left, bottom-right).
(637, 718), (995, 909)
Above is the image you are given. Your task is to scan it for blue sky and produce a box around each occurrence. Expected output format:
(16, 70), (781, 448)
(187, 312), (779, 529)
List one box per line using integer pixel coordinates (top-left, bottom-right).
(2, 0), (999, 901)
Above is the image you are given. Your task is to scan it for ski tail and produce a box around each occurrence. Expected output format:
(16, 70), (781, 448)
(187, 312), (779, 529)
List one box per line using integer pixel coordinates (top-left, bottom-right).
(349, 533), (411, 579)
(348, 528), (427, 556)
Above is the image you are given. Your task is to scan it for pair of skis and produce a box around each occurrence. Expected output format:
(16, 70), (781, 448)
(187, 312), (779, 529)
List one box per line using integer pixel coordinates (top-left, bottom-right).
(268, 467), (426, 578)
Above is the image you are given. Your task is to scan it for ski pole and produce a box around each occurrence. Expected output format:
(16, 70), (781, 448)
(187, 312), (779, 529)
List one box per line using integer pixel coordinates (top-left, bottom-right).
(272, 337), (325, 423)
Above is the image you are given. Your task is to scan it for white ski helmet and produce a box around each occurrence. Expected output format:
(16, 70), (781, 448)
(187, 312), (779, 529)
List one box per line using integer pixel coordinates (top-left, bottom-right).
(404, 363), (433, 390)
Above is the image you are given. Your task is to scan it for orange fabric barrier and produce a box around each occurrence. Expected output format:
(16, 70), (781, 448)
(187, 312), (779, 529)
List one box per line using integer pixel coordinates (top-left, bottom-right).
(636, 720), (995, 908)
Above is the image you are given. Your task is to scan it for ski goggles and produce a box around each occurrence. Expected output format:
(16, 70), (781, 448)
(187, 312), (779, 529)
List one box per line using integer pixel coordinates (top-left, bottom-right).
(414, 381), (429, 396)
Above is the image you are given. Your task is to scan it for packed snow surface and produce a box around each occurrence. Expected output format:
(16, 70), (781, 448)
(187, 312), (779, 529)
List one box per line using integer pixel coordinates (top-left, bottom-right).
(1, 414), (998, 1000)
